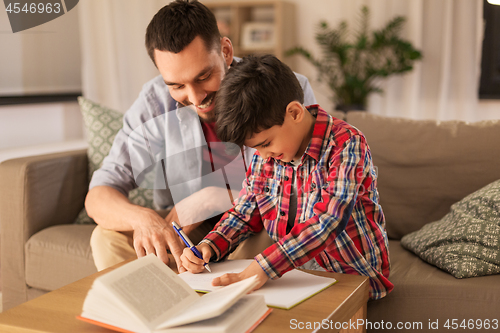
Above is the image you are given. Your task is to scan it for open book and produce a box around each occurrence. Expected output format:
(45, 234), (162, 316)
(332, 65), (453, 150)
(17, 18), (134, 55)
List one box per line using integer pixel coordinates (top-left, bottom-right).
(178, 259), (337, 310)
(78, 254), (271, 333)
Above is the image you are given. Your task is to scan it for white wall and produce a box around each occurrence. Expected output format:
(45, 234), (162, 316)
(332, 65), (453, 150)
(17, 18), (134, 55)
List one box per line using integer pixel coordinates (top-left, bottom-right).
(0, 2), (81, 95)
(478, 100), (500, 121)
(0, 2), (84, 153)
(0, 102), (84, 150)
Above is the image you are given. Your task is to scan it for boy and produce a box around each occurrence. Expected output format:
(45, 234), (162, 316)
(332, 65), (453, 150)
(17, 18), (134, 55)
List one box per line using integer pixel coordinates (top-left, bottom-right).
(180, 55), (393, 299)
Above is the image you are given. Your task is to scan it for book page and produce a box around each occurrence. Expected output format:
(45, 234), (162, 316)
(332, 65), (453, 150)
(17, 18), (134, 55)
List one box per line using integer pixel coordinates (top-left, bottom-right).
(156, 295), (271, 333)
(95, 254), (199, 329)
(178, 259), (337, 309)
(158, 275), (258, 329)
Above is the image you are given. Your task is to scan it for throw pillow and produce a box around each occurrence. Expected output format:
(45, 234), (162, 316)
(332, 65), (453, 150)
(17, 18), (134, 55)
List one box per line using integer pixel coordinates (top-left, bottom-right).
(74, 97), (154, 224)
(401, 179), (500, 278)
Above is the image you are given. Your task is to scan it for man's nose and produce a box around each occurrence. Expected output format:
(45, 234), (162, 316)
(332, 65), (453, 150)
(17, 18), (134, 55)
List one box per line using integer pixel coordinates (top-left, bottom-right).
(187, 86), (207, 106)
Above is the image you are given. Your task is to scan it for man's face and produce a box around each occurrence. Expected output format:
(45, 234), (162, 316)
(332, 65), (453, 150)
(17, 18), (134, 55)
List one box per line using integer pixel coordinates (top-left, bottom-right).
(155, 36), (232, 122)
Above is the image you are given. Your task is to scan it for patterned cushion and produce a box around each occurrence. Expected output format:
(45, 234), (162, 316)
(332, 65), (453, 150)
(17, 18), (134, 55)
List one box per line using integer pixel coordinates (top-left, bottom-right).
(74, 97), (154, 224)
(401, 179), (500, 278)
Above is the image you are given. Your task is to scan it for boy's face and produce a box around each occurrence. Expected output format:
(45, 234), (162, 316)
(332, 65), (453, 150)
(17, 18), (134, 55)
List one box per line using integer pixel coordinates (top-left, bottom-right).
(245, 103), (311, 164)
(154, 36), (233, 122)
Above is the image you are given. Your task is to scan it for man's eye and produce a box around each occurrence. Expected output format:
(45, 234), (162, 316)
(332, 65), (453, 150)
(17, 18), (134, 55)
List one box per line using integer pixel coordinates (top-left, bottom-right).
(261, 142), (270, 148)
(173, 85), (184, 90)
(199, 73), (211, 82)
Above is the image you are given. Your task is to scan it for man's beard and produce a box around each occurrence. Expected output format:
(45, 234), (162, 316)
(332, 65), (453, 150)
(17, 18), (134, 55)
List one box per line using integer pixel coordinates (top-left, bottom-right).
(181, 92), (217, 123)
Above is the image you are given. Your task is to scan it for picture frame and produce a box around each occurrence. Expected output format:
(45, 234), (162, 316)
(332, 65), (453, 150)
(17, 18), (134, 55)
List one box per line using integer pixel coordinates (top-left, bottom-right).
(241, 22), (275, 50)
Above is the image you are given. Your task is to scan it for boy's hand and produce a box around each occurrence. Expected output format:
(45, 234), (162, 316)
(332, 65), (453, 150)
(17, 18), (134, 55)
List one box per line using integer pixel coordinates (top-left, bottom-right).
(180, 243), (213, 273)
(212, 260), (269, 291)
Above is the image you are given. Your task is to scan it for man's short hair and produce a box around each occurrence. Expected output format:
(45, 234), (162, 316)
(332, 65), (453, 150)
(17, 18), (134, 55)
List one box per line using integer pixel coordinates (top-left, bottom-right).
(215, 54), (304, 148)
(145, 0), (221, 65)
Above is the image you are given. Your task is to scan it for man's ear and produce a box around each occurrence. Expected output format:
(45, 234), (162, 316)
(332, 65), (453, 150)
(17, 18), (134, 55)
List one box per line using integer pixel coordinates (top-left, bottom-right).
(286, 101), (305, 123)
(220, 37), (234, 67)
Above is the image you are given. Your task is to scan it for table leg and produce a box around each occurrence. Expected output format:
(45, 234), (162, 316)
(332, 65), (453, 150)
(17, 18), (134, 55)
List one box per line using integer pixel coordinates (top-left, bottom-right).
(339, 303), (367, 333)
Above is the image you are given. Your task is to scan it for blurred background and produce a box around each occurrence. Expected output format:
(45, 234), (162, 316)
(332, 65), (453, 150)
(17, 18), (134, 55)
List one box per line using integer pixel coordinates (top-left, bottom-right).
(0, 0), (499, 153)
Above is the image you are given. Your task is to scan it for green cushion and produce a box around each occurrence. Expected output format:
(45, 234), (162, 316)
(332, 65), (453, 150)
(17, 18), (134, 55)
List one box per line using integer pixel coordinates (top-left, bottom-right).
(74, 97), (154, 224)
(401, 179), (500, 278)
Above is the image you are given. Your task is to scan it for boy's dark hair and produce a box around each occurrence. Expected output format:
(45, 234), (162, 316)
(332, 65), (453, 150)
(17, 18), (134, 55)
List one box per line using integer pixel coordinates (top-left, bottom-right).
(145, 0), (221, 66)
(215, 54), (304, 148)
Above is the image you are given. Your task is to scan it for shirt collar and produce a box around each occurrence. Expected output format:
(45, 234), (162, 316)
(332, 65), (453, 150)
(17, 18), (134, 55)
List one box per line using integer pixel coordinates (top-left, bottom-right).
(302, 104), (333, 163)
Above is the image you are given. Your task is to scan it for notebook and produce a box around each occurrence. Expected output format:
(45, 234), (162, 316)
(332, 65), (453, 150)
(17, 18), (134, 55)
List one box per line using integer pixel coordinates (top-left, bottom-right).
(178, 259), (337, 310)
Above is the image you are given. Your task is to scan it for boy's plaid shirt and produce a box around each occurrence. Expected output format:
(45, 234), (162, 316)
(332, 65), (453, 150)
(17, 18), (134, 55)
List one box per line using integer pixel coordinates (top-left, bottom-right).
(202, 105), (393, 299)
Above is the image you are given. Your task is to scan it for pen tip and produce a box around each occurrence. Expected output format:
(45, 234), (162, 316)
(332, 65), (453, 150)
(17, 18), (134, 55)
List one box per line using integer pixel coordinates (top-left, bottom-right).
(205, 264), (212, 273)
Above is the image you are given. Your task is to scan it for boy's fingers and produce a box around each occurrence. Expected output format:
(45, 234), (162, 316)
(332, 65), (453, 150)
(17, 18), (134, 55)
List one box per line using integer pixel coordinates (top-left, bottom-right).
(212, 273), (240, 286)
(180, 247), (206, 274)
(201, 246), (212, 263)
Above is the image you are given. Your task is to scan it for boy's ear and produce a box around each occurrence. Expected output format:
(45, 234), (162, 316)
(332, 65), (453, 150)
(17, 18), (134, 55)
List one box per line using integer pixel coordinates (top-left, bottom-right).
(286, 101), (305, 123)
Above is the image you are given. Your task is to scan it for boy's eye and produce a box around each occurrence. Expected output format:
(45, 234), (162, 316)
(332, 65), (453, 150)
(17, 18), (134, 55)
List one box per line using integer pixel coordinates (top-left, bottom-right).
(261, 142), (270, 148)
(172, 85), (184, 90)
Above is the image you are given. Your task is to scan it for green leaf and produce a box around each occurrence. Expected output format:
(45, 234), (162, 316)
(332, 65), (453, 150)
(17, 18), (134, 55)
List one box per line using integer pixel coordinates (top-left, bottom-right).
(284, 5), (422, 111)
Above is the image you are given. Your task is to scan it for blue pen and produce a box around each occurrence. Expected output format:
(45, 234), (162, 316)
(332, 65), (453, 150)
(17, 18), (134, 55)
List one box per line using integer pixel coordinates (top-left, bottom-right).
(172, 221), (212, 273)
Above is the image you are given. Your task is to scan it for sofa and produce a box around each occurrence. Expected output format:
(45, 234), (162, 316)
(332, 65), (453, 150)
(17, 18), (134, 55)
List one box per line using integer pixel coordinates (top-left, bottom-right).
(1, 111), (499, 331)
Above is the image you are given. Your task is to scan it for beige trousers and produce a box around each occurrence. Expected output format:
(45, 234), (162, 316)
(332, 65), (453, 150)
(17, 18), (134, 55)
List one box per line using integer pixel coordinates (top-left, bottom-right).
(90, 220), (275, 271)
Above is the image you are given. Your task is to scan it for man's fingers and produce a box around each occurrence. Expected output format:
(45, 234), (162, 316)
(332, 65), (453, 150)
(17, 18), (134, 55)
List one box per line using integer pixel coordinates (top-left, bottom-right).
(135, 245), (146, 258)
(154, 240), (170, 265)
(167, 230), (185, 271)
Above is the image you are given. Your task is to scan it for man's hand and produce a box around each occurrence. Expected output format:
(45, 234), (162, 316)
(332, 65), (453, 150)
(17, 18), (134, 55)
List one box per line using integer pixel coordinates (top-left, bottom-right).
(180, 243), (214, 273)
(212, 260), (269, 291)
(132, 208), (184, 271)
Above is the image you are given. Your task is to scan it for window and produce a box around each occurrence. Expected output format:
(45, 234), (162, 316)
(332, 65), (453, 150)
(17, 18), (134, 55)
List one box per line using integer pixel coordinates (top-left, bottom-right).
(479, 0), (500, 99)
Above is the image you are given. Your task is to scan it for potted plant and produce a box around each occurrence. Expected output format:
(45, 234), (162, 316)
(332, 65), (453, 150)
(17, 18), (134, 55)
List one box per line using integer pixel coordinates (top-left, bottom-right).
(286, 6), (422, 113)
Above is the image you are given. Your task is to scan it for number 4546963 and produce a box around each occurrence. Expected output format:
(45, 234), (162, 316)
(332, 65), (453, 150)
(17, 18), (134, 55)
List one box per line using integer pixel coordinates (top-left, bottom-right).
(6, 2), (61, 14)
(444, 319), (499, 330)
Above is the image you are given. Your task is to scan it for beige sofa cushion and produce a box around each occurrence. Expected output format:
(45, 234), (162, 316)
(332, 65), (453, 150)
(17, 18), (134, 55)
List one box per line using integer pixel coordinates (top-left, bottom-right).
(347, 112), (500, 239)
(25, 224), (97, 291)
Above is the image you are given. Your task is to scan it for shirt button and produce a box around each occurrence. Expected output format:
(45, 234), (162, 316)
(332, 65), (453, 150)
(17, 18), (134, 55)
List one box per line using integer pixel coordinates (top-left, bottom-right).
(280, 211), (285, 216)
(284, 176), (289, 181)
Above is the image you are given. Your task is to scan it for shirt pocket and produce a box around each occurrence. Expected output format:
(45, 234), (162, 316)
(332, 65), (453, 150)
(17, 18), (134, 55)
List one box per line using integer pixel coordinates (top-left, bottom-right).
(307, 169), (329, 204)
(247, 175), (280, 220)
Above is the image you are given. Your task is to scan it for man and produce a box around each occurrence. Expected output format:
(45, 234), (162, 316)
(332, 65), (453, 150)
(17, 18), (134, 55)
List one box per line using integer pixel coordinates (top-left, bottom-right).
(85, 0), (316, 272)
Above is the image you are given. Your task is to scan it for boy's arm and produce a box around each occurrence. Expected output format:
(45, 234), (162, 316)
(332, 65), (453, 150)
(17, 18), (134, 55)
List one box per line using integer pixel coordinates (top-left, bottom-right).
(256, 135), (376, 279)
(200, 156), (265, 260)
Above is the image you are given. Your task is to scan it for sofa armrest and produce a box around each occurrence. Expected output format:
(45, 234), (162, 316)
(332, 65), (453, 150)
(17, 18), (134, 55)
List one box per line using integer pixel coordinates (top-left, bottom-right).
(0, 149), (88, 306)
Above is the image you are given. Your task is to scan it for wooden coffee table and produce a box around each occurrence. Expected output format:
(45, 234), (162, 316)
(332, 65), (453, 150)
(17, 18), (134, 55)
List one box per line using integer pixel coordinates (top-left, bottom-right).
(0, 260), (369, 333)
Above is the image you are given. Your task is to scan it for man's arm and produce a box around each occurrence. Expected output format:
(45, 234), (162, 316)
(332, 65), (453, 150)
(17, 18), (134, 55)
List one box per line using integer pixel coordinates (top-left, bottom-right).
(86, 186), (184, 269)
(294, 72), (317, 106)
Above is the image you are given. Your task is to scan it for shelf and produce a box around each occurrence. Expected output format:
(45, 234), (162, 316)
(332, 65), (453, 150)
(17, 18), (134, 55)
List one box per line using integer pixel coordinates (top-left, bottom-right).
(204, 0), (296, 67)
